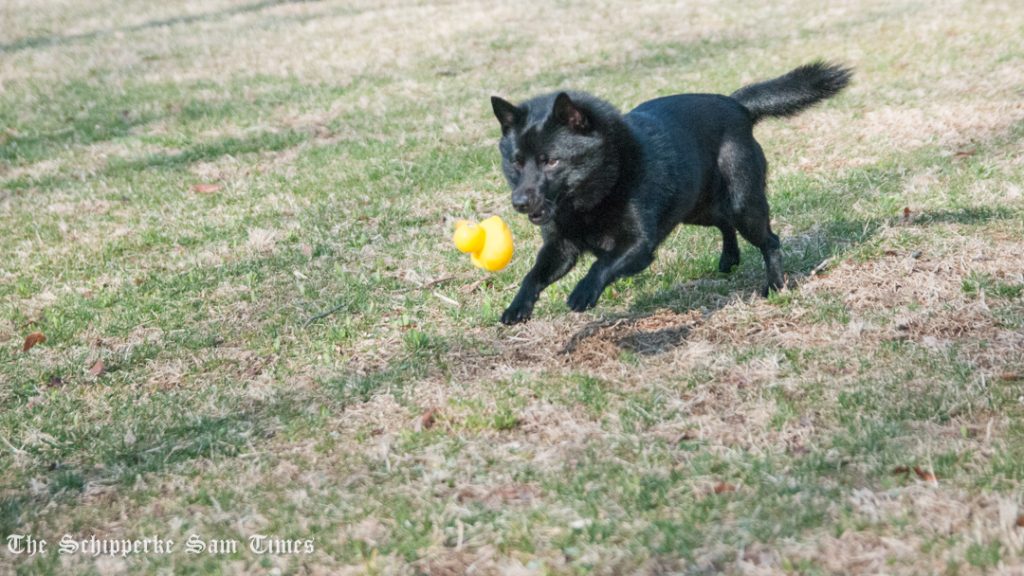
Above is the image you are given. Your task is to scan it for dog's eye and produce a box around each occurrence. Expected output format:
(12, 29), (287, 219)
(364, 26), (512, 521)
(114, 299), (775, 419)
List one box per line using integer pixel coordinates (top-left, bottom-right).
(512, 154), (524, 170)
(544, 157), (560, 169)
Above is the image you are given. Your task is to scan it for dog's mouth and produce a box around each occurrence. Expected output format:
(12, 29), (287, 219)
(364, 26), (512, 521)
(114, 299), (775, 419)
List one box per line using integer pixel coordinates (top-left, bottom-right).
(527, 202), (554, 225)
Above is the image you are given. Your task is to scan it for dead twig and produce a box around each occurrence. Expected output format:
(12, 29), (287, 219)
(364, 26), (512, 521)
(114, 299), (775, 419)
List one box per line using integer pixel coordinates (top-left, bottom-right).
(303, 300), (349, 327)
(810, 257), (835, 277)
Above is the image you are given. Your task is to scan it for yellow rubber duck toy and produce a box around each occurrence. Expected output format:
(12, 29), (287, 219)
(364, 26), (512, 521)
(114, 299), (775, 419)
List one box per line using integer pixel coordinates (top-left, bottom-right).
(452, 215), (514, 272)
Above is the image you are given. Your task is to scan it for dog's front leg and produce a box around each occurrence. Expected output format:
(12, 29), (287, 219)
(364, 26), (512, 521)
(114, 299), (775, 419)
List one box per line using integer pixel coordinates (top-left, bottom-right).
(567, 241), (654, 312)
(501, 238), (579, 325)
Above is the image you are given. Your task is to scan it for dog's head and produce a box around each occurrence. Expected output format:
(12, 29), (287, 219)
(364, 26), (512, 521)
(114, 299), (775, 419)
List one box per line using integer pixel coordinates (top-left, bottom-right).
(490, 92), (617, 226)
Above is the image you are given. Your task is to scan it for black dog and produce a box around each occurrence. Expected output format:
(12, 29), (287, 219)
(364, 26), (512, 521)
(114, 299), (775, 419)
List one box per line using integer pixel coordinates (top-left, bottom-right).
(491, 61), (852, 325)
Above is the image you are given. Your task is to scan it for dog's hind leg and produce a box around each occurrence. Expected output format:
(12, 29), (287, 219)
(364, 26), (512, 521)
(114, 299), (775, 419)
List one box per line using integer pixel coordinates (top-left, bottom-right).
(736, 215), (783, 296)
(719, 140), (784, 295)
(716, 224), (740, 273)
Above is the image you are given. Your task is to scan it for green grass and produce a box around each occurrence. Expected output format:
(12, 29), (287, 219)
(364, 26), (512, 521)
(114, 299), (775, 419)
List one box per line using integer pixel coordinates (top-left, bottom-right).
(2, 0), (1024, 573)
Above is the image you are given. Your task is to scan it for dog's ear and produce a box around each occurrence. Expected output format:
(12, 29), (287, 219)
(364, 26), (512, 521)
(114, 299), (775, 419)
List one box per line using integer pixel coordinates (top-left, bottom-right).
(552, 92), (589, 132)
(491, 96), (523, 135)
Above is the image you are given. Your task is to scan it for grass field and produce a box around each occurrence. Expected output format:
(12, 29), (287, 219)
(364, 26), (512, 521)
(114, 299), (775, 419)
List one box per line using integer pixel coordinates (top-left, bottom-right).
(2, 0), (1023, 574)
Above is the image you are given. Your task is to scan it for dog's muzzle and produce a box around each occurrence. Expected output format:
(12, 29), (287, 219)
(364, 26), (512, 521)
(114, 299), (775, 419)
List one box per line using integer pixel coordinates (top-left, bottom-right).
(512, 187), (554, 225)
(527, 200), (555, 225)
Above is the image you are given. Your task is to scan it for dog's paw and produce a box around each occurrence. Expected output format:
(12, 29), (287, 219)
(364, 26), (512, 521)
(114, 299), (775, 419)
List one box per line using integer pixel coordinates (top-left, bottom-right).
(567, 280), (603, 312)
(501, 302), (533, 325)
(718, 252), (740, 274)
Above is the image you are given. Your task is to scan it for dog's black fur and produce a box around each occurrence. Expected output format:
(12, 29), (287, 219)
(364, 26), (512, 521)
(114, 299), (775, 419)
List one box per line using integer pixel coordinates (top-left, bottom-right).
(491, 61), (852, 325)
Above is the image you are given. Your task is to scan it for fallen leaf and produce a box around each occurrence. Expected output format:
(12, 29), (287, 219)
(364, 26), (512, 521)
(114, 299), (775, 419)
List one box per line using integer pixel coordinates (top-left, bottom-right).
(1016, 514), (1024, 528)
(901, 206), (912, 223)
(679, 430), (699, 441)
(88, 360), (105, 376)
(421, 407), (438, 430)
(999, 372), (1020, 382)
(713, 482), (736, 494)
(22, 332), (46, 352)
(891, 466), (911, 475)
(913, 466), (937, 483)
(487, 483), (538, 505)
(191, 183), (222, 194)
(458, 278), (485, 294)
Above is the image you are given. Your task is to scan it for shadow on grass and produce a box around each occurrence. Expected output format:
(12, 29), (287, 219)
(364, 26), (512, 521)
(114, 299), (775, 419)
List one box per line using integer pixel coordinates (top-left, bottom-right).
(0, 81), (166, 165)
(0, 0), (322, 54)
(0, 494), (26, 540)
(2, 129), (295, 195)
(517, 1), (913, 96)
(563, 203), (1021, 360)
(107, 129), (307, 173)
(100, 411), (263, 478)
(0, 391), (310, 539)
(562, 316), (696, 358)
(1, 79), (358, 198)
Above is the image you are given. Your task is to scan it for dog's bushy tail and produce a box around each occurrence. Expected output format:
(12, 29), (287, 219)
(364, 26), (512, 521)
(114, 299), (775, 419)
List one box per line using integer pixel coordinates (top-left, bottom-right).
(730, 61), (852, 124)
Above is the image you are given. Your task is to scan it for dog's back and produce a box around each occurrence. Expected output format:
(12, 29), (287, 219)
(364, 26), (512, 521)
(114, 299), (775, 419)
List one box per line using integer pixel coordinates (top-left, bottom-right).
(620, 62), (851, 241)
(622, 94), (754, 239)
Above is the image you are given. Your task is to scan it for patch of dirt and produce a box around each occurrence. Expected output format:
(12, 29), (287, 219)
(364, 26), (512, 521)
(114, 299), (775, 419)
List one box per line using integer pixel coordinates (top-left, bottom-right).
(562, 309), (704, 362)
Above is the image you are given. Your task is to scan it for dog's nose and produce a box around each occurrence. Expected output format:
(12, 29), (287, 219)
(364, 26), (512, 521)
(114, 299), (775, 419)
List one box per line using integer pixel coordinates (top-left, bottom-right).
(511, 189), (535, 212)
